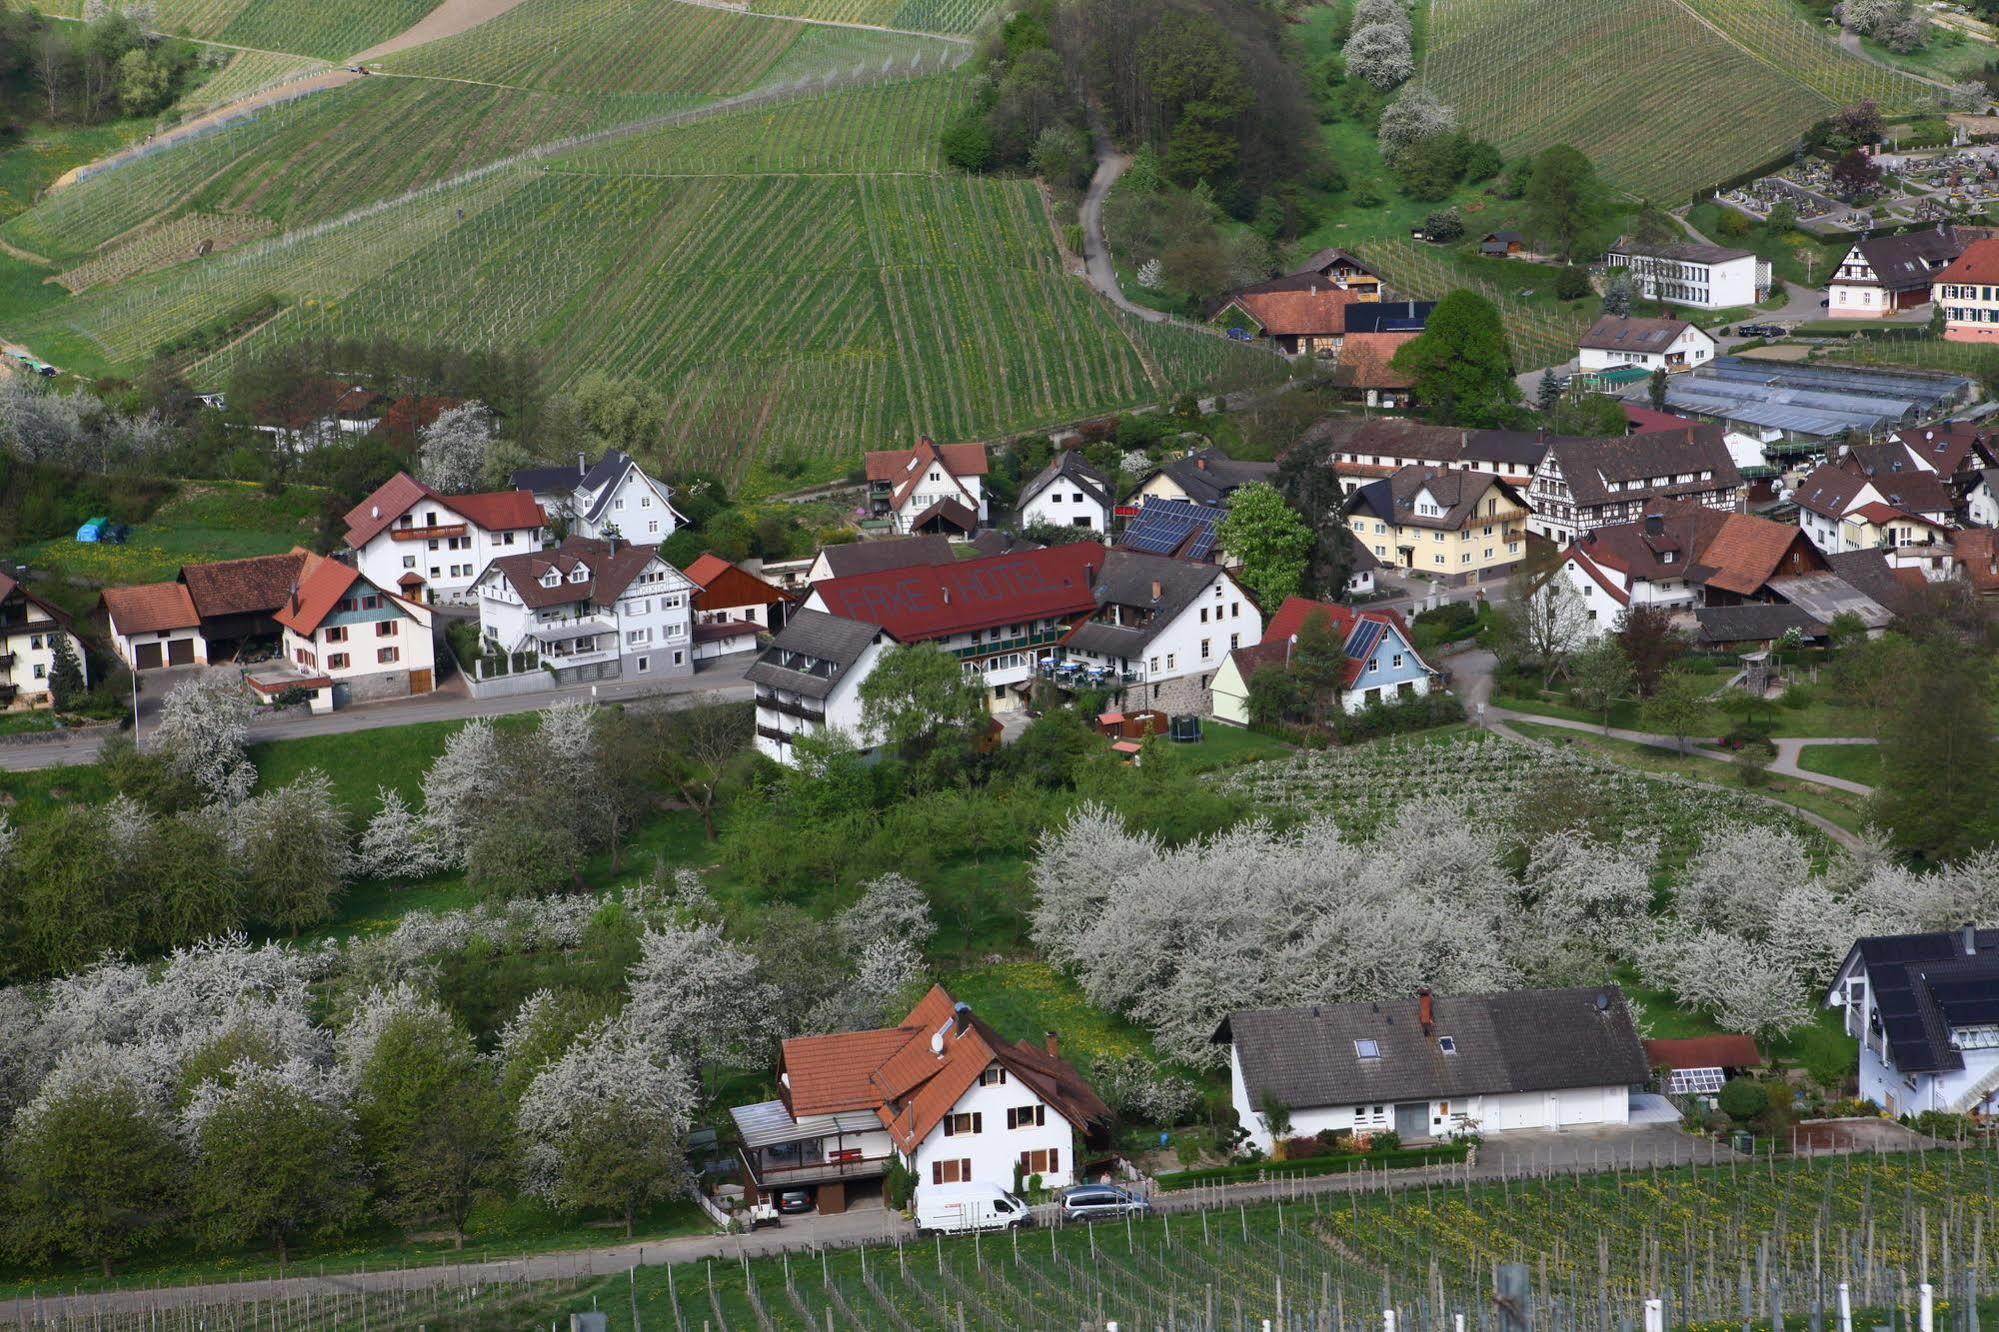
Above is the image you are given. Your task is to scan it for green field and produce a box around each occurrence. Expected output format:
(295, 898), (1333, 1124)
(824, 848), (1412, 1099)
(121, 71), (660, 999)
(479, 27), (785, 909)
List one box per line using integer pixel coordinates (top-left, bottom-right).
(1795, 741), (1883, 787)
(1422, 0), (1932, 201)
(140, 0), (437, 59)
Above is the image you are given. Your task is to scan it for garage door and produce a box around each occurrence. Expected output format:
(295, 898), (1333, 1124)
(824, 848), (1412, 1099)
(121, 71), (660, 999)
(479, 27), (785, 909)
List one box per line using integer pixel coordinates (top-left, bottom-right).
(1557, 1090), (1605, 1126)
(1487, 1095), (1540, 1131)
(134, 642), (163, 671)
(167, 638), (194, 666)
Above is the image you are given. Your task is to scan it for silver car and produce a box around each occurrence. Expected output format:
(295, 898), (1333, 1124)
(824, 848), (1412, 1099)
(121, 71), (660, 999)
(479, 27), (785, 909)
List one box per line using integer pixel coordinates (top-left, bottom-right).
(1057, 1183), (1151, 1222)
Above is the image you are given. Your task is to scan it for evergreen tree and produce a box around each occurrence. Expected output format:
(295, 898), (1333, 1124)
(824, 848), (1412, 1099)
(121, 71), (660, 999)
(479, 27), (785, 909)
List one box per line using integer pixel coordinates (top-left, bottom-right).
(46, 633), (84, 710)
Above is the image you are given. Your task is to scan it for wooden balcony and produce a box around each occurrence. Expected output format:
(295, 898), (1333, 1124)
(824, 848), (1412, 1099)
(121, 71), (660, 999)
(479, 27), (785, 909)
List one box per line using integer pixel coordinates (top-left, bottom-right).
(738, 1148), (892, 1188)
(756, 723), (795, 745)
(389, 524), (467, 541)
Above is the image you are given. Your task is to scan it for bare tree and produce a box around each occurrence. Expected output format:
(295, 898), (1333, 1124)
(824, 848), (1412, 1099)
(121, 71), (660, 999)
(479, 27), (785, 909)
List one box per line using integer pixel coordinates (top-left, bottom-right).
(658, 701), (750, 841)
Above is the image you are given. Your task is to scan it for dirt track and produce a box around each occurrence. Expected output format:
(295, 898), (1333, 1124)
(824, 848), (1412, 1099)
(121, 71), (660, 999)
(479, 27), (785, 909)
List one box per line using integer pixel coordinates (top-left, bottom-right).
(351, 0), (541, 62)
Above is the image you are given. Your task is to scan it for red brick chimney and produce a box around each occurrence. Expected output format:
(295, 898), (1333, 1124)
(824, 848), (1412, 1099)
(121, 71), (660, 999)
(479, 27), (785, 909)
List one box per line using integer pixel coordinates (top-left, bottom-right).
(1417, 986), (1434, 1037)
(1044, 1030), (1059, 1058)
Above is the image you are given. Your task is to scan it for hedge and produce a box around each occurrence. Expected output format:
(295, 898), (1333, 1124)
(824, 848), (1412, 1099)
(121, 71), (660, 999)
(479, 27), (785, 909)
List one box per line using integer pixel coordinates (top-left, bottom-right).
(1156, 1143), (1471, 1190)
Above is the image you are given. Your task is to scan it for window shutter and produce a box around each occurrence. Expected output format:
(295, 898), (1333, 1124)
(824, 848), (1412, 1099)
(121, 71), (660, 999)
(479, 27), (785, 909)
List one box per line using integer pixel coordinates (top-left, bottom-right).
(931, 1162), (942, 1185)
(1050, 1148), (1059, 1173)
(943, 1117), (954, 1137)
(960, 1158), (971, 1179)
(1037, 1105), (1046, 1127)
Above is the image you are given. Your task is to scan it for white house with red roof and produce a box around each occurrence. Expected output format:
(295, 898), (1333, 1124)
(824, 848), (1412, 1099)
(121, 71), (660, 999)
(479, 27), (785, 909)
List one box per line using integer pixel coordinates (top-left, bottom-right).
(864, 438), (988, 535)
(258, 554), (435, 713)
(0, 571), (87, 709)
(101, 582), (207, 671)
(1556, 501), (1829, 635)
(1209, 595), (1429, 724)
(729, 987), (1110, 1212)
(343, 472), (547, 607)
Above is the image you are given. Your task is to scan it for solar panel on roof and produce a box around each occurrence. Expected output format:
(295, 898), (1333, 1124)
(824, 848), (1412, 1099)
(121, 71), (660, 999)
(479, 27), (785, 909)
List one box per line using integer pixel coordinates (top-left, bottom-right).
(1345, 618), (1386, 661)
(1119, 499), (1220, 560)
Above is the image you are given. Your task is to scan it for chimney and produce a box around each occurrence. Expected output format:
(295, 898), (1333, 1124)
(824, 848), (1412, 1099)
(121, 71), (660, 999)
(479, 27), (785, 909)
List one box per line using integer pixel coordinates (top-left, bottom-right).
(1196, 456), (1208, 471)
(1044, 1030), (1059, 1058)
(953, 1002), (971, 1036)
(940, 585), (951, 605)
(1417, 987), (1434, 1037)
(577, 451), (586, 478)
(1966, 923), (1979, 956)
(1084, 562), (1097, 586)
(1150, 579), (1163, 601)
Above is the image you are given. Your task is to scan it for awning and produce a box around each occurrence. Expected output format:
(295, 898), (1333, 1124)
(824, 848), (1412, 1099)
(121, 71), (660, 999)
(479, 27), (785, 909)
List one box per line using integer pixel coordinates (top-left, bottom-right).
(529, 619), (614, 644)
(729, 1099), (881, 1150)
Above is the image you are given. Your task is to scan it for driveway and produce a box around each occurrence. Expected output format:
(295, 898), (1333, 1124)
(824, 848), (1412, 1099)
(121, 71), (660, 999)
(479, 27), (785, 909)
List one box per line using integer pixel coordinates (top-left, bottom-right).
(0, 657), (753, 773)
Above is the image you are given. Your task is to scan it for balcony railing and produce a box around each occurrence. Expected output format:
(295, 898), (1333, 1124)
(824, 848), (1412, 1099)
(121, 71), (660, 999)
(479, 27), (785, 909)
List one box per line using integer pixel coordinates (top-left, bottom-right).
(756, 723), (796, 745)
(389, 524), (468, 541)
(951, 628), (1067, 660)
(0, 652), (14, 670)
(1040, 661), (1141, 688)
(757, 694), (825, 724)
(739, 1149), (892, 1187)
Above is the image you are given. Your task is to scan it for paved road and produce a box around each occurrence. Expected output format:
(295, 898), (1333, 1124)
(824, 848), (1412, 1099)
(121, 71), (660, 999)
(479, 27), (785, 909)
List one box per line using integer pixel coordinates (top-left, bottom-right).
(1080, 126), (1165, 324)
(2, 1124), (1727, 1325)
(0, 658), (752, 773)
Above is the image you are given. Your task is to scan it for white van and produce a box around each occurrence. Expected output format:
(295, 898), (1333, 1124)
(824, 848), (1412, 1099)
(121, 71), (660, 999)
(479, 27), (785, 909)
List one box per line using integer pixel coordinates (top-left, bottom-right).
(913, 1181), (1033, 1235)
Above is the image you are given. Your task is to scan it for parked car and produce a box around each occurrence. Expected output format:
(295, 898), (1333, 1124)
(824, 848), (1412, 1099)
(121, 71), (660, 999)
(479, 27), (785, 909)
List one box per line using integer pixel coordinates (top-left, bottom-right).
(914, 1182), (1033, 1235)
(1057, 1183), (1152, 1223)
(775, 1188), (814, 1215)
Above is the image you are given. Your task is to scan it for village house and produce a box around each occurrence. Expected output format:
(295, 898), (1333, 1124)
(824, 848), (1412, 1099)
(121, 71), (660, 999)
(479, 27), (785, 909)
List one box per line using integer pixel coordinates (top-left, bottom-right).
(1556, 501), (1830, 637)
(729, 987), (1110, 1211)
(345, 472), (547, 607)
(1934, 237), (1999, 342)
(1888, 422), (1997, 487)
(102, 582), (207, 673)
(1643, 1036), (1761, 1103)
(805, 541), (1108, 714)
(1206, 252), (1390, 357)
(1346, 536), (1383, 598)
(682, 552), (790, 661)
(747, 609), (895, 764)
(258, 553), (436, 713)
(1952, 528), (1999, 597)
(1018, 451), (1116, 533)
(1298, 417), (1546, 495)
(1826, 927), (1999, 1117)
(865, 438), (988, 535)
(472, 534), (694, 686)
(0, 571), (86, 708)
(1793, 458), (1955, 560)
(1604, 239), (1768, 309)
(1133, 449), (1278, 508)
(1348, 466), (1531, 586)
(1827, 226), (1964, 318)
(1116, 498), (1224, 564)
(805, 534), (956, 585)
(1527, 426), (1743, 544)
(1052, 549), (1264, 714)
(1576, 316), (1716, 374)
(1479, 230), (1526, 258)
(248, 380), (386, 451)
(1293, 247), (1386, 294)
(177, 550), (312, 659)
(511, 449), (683, 542)
(1209, 595), (1430, 724)
(1215, 986), (1650, 1152)
(1327, 330), (1420, 409)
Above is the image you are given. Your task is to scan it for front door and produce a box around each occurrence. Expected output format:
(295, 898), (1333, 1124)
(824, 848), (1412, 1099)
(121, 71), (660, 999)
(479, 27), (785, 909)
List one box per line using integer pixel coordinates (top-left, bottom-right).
(166, 638), (194, 666)
(134, 642), (163, 671)
(1394, 1102), (1429, 1140)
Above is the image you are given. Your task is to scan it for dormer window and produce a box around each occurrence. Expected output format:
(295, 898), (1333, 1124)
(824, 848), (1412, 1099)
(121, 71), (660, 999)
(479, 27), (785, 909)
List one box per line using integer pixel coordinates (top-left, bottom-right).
(540, 571), (560, 588)
(569, 565), (589, 583)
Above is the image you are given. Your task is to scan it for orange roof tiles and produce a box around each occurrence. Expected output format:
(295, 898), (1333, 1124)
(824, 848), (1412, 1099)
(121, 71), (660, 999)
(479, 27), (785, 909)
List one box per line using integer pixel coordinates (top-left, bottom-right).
(1225, 287), (1355, 337)
(342, 471), (543, 548)
(1938, 236), (1999, 287)
(1331, 331), (1417, 388)
(101, 581), (200, 635)
(1699, 513), (1816, 597)
(781, 1027), (925, 1117)
(272, 553), (362, 636)
(449, 489), (545, 532)
(1644, 1035), (1761, 1070)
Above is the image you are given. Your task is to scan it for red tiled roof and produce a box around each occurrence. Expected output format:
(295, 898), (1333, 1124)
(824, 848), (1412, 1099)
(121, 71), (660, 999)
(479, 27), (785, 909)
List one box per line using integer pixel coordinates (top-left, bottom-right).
(1850, 501), (1913, 526)
(1260, 595), (1416, 687)
(1937, 236), (1999, 286)
(102, 581), (201, 635)
(865, 438), (988, 513)
(178, 549), (311, 619)
(781, 1027), (926, 1117)
(810, 541), (1106, 642)
(1644, 1035), (1761, 1070)
(342, 472), (543, 548)
(683, 551), (789, 612)
(272, 553), (362, 635)
(1222, 286), (1356, 337)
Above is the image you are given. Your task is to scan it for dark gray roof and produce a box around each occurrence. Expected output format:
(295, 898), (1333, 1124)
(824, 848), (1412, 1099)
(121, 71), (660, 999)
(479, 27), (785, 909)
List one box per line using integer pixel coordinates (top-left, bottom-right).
(744, 609), (885, 700)
(1350, 466), (1523, 531)
(511, 449), (630, 497)
(1349, 533), (1383, 572)
(815, 535), (955, 579)
(1580, 315), (1701, 355)
(1297, 416), (1548, 469)
(1824, 548), (1921, 616)
(1545, 427), (1739, 508)
(1610, 238), (1754, 266)
(1215, 987), (1649, 1111)
(1150, 450), (1276, 507)
(1833, 930), (1999, 1075)
(1693, 603), (1824, 644)
(1852, 227), (1961, 294)
(1064, 550), (1222, 658)
(1023, 451), (1114, 512)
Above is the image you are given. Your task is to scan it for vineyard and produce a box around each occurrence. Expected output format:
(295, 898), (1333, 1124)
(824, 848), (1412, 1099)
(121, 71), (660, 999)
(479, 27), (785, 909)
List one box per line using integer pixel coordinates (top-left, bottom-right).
(1420, 0), (1908, 201)
(172, 49), (331, 116)
(1348, 239), (1595, 370)
(375, 0), (958, 94)
(139, 0), (436, 58)
(748, 0), (1001, 34)
(56, 213), (276, 292)
(59, 1147), (1965, 1332)
(1817, 337), (1999, 378)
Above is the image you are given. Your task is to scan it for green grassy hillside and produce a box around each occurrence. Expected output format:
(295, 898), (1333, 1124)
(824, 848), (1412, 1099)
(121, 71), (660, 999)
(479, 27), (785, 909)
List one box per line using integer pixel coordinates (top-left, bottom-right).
(1421, 0), (1934, 201)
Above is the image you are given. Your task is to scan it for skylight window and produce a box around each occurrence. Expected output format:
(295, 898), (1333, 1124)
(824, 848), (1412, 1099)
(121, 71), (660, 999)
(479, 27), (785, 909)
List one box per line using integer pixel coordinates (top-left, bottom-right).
(1437, 1036), (1457, 1054)
(1354, 1039), (1381, 1059)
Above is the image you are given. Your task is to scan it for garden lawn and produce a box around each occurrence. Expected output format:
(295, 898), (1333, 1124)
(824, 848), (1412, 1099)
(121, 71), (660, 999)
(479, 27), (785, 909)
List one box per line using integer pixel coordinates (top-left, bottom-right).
(1795, 742), (1882, 788)
(945, 959), (1159, 1071)
(0, 120), (147, 230)
(1493, 685), (1877, 740)
(1615, 964), (1856, 1067)
(1504, 720), (1870, 834)
(1174, 723), (1292, 771)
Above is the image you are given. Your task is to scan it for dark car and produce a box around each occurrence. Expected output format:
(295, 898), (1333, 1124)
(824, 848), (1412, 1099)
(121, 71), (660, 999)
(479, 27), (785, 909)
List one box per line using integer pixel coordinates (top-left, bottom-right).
(775, 1188), (814, 1215)
(1057, 1183), (1151, 1223)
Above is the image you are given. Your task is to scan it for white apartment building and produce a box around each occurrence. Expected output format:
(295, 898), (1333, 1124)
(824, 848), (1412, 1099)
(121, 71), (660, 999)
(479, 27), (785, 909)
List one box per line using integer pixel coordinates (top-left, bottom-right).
(1604, 240), (1767, 310)
(745, 608), (894, 765)
(511, 449), (684, 542)
(473, 535), (693, 685)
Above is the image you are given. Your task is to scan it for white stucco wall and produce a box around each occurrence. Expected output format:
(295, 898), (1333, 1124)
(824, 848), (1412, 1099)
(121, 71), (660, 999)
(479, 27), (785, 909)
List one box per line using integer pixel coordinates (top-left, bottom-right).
(1, 625), (88, 702)
(910, 1065), (1076, 1194)
(355, 498), (542, 606)
(1022, 483), (1111, 533)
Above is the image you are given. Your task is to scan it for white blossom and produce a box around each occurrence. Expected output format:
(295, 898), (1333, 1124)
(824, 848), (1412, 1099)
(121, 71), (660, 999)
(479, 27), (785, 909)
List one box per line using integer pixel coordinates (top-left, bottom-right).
(358, 788), (445, 881)
(421, 719), (501, 864)
(1342, 22), (1414, 90)
(1350, 0), (1409, 32)
(534, 699), (601, 792)
(624, 922), (772, 1067)
(152, 674), (256, 805)
(1673, 824), (1814, 940)
(835, 873), (934, 952)
(809, 934), (925, 1033)
(514, 1017), (695, 1205)
(1376, 87), (1457, 164)
(415, 402), (495, 495)
(334, 981), (453, 1079)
